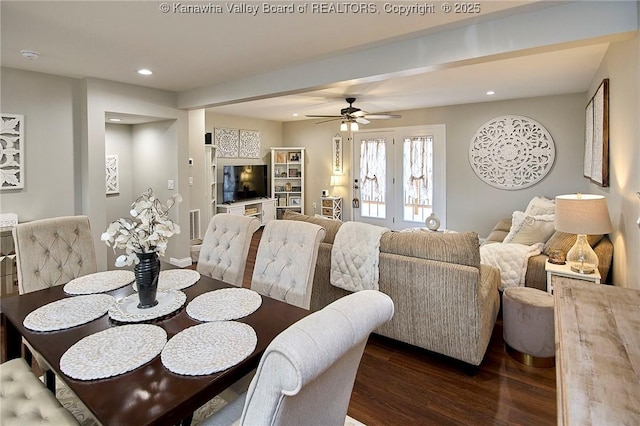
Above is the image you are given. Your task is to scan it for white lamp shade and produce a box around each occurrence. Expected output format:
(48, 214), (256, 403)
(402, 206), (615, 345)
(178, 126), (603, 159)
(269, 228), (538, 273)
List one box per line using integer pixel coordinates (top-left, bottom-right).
(555, 194), (612, 235)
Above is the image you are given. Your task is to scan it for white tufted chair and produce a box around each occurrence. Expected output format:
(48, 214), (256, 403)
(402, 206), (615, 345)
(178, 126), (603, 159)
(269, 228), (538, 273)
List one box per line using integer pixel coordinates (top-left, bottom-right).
(12, 215), (97, 294)
(197, 214), (260, 287)
(0, 358), (78, 425)
(251, 220), (325, 309)
(201, 290), (394, 426)
(12, 215), (98, 392)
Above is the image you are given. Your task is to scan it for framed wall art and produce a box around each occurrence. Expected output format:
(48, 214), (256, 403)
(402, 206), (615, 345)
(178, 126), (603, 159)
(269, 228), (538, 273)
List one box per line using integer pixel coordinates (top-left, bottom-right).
(332, 135), (343, 173)
(105, 154), (119, 194)
(0, 113), (25, 190)
(584, 79), (609, 187)
(239, 129), (260, 158)
(215, 127), (239, 158)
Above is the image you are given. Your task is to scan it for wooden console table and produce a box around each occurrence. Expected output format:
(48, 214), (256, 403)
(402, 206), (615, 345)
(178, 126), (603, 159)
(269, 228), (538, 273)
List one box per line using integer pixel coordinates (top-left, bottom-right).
(554, 280), (640, 424)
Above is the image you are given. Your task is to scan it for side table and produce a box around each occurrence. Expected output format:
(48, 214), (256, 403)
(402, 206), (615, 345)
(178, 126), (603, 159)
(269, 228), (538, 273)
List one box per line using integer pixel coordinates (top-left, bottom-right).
(545, 261), (600, 294)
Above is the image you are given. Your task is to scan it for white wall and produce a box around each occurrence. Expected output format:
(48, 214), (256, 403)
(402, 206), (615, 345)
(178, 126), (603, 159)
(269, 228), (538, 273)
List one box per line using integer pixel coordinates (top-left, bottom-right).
(283, 93), (588, 236)
(83, 78), (189, 270)
(0, 69), (191, 271)
(0, 68), (79, 220)
(191, 112), (282, 221)
(588, 33), (640, 289)
(105, 123), (133, 268)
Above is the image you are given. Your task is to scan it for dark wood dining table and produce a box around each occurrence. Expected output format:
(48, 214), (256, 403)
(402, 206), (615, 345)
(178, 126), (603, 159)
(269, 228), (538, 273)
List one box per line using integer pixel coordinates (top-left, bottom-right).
(0, 266), (309, 426)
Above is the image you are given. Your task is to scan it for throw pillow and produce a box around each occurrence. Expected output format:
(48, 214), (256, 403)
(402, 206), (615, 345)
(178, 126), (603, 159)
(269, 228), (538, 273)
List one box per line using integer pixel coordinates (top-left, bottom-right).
(502, 211), (526, 243)
(503, 211), (555, 245)
(509, 215), (556, 245)
(543, 231), (605, 256)
(525, 196), (555, 216)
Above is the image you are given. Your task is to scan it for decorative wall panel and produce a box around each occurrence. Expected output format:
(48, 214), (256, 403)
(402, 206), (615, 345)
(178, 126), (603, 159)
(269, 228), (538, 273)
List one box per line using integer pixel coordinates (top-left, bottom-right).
(469, 115), (555, 190)
(0, 113), (24, 190)
(106, 155), (119, 194)
(215, 128), (239, 158)
(239, 130), (260, 158)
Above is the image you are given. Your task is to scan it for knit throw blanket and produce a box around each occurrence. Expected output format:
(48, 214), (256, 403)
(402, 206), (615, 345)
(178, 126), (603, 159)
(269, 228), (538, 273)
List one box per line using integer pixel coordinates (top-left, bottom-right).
(330, 221), (390, 292)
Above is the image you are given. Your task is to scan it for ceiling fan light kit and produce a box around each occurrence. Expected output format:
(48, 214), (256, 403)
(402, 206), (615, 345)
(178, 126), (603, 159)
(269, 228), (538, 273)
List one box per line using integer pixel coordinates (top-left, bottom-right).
(307, 97), (401, 129)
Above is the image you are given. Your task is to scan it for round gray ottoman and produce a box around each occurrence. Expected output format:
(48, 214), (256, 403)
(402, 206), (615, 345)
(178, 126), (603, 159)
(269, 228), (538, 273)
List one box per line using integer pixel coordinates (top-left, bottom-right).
(502, 287), (555, 367)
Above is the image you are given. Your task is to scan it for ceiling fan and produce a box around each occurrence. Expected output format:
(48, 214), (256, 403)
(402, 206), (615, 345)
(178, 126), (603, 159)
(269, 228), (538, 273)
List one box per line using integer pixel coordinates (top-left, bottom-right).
(306, 97), (401, 125)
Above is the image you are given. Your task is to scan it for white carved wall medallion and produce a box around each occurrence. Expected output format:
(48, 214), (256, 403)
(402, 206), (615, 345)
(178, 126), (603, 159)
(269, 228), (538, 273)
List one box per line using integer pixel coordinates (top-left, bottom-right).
(0, 113), (25, 190)
(469, 115), (555, 190)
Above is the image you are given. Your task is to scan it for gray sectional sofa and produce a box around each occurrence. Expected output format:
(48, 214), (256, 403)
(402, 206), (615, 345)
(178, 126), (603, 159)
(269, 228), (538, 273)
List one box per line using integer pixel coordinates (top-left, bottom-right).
(283, 211), (501, 366)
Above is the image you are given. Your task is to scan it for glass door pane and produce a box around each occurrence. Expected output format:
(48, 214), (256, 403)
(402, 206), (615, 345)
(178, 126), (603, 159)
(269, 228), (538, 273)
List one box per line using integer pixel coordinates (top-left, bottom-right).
(354, 131), (394, 229)
(402, 135), (433, 223)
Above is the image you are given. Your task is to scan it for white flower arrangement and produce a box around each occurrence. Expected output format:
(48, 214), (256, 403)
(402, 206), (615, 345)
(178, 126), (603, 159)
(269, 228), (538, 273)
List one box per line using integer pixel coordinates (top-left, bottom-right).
(102, 188), (182, 267)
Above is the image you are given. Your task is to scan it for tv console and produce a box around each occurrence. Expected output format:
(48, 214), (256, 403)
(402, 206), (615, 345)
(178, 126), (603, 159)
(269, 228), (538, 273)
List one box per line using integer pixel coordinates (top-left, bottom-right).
(216, 198), (276, 226)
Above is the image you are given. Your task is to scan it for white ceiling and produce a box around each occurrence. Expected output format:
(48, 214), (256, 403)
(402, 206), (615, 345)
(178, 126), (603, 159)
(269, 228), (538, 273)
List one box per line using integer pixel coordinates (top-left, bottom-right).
(1, 1), (632, 123)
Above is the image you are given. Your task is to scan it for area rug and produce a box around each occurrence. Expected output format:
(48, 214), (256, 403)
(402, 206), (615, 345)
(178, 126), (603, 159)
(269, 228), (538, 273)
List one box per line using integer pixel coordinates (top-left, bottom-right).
(52, 377), (365, 425)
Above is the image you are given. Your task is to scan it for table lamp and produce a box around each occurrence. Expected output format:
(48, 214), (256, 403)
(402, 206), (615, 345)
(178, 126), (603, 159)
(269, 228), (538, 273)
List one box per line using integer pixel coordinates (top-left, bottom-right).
(554, 194), (612, 274)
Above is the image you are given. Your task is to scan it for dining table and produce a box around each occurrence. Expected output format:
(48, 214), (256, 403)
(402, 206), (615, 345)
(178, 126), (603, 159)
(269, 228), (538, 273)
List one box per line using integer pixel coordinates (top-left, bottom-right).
(0, 265), (309, 426)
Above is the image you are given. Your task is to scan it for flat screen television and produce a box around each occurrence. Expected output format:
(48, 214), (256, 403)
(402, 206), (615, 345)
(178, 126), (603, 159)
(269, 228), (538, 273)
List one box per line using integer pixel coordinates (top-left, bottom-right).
(222, 164), (269, 203)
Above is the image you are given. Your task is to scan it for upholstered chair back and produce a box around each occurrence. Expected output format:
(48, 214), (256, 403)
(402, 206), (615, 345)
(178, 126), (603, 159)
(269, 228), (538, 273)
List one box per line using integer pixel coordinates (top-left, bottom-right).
(201, 290), (394, 426)
(13, 215), (98, 294)
(197, 214), (260, 287)
(251, 220), (325, 309)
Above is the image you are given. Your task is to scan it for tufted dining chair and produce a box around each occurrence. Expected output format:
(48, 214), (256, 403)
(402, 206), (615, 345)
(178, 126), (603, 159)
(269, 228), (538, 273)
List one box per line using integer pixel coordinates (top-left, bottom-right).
(12, 215), (98, 392)
(197, 214), (260, 287)
(201, 289), (394, 426)
(0, 358), (78, 425)
(13, 215), (97, 294)
(250, 219), (325, 309)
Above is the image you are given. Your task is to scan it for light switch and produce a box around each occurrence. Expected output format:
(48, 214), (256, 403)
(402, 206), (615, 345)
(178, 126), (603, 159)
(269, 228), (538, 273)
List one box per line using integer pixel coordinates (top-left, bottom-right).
(168, 180), (174, 190)
(189, 177), (193, 186)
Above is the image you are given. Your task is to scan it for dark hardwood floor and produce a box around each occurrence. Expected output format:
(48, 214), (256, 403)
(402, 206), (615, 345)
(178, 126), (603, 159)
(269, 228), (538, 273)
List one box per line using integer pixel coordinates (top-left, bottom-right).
(3, 228), (556, 425)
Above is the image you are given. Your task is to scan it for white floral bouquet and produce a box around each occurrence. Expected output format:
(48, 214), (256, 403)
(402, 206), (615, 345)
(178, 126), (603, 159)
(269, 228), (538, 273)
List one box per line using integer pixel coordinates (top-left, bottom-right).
(102, 188), (182, 267)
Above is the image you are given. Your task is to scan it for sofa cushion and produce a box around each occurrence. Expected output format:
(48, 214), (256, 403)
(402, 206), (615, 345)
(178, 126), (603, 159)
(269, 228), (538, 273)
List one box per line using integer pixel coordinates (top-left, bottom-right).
(380, 231), (480, 269)
(484, 218), (512, 244)
(282, 210), (342, 244)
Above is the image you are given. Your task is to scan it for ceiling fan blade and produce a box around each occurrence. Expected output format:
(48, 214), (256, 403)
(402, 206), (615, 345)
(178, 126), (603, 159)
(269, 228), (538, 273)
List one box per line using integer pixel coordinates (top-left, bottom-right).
(364, 114), (402, 120)
(305, 114), (342, 118)
(351, 110), (367, 118)
(314, 117), (343, 124)
(355, 117), (370, 125)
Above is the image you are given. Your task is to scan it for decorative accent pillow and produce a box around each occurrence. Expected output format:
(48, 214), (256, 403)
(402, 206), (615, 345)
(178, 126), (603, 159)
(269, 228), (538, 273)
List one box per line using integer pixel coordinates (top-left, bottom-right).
(543, 231), (605, 256)
(524, 196), (555, 216)
(503, 211), (555, 245)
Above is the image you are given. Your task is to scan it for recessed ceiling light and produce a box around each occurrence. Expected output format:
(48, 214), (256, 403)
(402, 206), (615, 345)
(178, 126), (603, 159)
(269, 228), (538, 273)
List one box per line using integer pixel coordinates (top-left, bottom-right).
(137, 69), (153, 76)
(292, 113), (299, 117)
(109, 118), (122, 122)
(20, 50), (40, 60)
(486, 90), (496, 95)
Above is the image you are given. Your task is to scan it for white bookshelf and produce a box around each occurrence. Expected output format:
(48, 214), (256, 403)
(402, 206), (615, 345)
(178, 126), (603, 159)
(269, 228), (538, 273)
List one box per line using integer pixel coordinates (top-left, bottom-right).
(271, 147), (305, 219)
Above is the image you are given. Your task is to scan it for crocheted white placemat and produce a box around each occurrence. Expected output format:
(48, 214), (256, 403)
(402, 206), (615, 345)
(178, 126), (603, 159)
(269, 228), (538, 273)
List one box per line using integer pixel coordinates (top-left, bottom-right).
(133, 269), (200, 292)
(63, 270), (135, 295)
(60, 324), (167, 380)
(23, 294), (116, 332)
(108, 290), (187, 323)
(161, 321), (257, 376)
(186, 288), (262, 322)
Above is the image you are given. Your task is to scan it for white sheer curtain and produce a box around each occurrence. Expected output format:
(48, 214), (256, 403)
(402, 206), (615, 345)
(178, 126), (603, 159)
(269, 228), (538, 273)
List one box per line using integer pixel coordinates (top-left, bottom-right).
(403, 136), (433, 221)
(360, 137), (386, 203)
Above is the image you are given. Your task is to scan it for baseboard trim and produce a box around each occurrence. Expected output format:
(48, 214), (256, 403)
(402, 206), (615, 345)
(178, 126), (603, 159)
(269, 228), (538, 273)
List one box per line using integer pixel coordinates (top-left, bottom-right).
(170, 257), (193, 268)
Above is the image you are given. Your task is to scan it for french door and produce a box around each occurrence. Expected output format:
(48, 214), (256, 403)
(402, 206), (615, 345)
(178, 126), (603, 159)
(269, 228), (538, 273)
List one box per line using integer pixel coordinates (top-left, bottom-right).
(353, 126), (446, 230)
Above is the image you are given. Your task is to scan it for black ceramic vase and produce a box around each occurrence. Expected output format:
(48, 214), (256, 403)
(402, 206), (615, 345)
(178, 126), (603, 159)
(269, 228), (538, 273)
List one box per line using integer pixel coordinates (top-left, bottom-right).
(135, 252), (160, 309)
